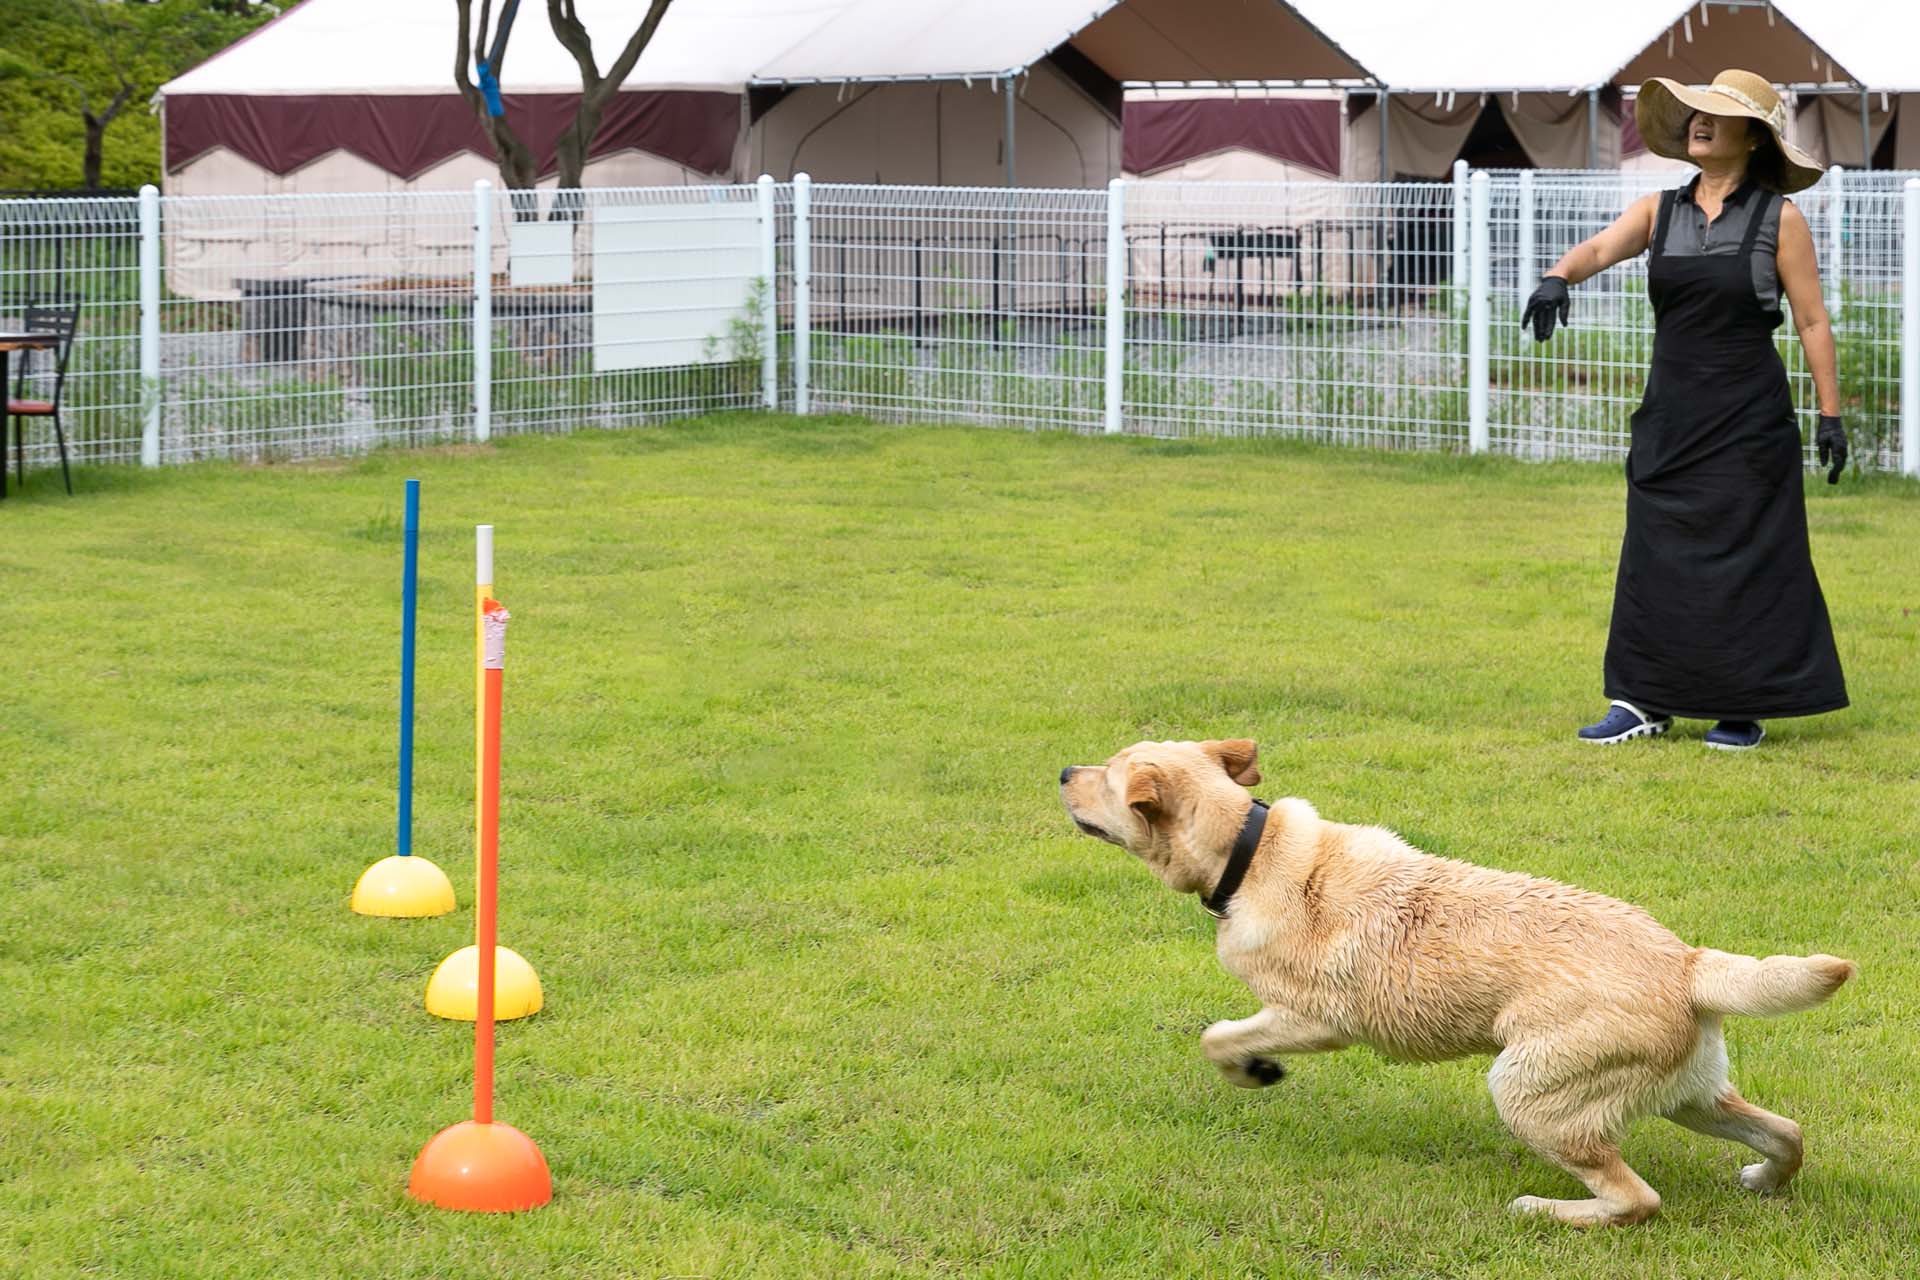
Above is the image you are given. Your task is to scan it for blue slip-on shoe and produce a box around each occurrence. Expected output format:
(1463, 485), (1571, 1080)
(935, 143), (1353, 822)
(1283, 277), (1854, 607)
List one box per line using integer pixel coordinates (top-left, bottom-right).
(1578, 700), (1672, 744)
(1704, 720), (1765, 751)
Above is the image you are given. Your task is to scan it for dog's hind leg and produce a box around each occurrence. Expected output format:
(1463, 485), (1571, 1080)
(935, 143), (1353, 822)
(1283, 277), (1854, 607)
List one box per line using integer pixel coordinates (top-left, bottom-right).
(1201, 1007), (1348, 1088)
(1665, 1090), (1804, 1193)
(1489, 1047), (1663, 1227)
(1658, 1020), (1804, 1193)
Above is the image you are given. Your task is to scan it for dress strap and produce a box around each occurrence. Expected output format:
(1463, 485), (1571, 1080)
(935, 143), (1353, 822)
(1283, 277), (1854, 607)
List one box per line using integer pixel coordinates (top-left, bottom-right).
(1651, 188), (1675, 261)
(1738, 190), (1776, 258)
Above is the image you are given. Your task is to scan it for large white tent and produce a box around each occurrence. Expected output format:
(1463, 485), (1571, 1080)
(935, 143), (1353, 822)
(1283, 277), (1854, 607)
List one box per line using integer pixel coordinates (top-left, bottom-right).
(1776, 0), (1920, 170)
(158, 0), (1369, 197)
(1285, 0), (1857, 178)
(1116, 0), (1864, 182)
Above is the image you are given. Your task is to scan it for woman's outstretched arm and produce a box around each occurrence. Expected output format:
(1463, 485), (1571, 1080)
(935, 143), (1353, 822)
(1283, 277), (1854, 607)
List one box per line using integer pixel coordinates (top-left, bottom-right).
(1544, 192), (1661, 284)
(1524, 193), (1661, 341)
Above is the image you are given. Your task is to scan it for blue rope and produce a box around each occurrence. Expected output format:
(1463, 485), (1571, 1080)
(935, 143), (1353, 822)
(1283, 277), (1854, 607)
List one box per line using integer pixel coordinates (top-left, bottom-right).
(477, 59), (505, 118)
(475, 0), (521, 119)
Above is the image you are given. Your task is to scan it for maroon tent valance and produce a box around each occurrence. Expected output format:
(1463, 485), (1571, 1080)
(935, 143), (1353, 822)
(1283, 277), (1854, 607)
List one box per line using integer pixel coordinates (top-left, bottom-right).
(1124, 98), (1341, 176)
(164, 91), (740, 180)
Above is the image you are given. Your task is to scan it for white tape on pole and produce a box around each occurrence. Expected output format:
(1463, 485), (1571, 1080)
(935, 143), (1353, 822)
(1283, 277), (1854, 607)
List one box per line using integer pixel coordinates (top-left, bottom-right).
(477, 524), (494, 587)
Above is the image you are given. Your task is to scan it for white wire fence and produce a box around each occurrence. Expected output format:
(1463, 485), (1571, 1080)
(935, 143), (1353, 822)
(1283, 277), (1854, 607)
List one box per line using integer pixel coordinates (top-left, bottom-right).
(0, 170), (1915, 480)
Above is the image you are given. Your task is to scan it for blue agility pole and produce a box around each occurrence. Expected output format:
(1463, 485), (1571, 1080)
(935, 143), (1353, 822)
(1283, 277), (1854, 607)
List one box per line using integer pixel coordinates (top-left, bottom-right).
(351, 477), (455, 916)
(398, 478), (420, 857)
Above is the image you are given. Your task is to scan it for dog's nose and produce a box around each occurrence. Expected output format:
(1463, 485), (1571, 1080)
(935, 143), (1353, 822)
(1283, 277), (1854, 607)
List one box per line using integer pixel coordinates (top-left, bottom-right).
(1059, 766), (1076, 786)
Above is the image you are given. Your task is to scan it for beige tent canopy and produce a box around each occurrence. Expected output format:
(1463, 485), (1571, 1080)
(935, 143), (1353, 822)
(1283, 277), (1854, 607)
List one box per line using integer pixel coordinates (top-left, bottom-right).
(1775, 0), (1920, 169)
(1205, 0), (1864, 179)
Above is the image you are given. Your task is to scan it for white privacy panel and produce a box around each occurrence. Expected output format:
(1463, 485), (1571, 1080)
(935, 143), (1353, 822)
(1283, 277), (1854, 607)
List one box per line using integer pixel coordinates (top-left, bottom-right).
(509, 221), (575, 286)
(591, 200), (761, 371)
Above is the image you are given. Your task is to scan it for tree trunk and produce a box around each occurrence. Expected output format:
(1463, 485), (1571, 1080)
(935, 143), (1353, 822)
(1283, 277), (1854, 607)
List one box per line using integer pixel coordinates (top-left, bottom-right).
(456, 0), (543, 211)
(82, 114), (105, 190)
(549, 98), (602, 214)
(545, 0), (676, 215)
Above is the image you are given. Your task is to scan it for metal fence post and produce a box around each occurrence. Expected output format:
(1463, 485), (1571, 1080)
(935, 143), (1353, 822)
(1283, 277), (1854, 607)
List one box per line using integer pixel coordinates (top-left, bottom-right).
(472, 179), (492, 443)
(1516, 168), (1536, 311)
(793, 172), (811, 416)
(1826, 165), (1845, 322)
(1903, 178), (1918, 477)
(1104, 178), (1125, 435)
(1469, 170), (1490, 455)
(138, 183), (161, 467)
(756, 174), (778, 410)
(1451, 158), (1468, 295)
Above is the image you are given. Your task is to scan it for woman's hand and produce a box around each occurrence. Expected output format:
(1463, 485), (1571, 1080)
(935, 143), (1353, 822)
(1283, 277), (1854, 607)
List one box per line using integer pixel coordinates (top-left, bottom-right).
(1521, 276), (1570, 342)
(1816, 415), (1848, 483)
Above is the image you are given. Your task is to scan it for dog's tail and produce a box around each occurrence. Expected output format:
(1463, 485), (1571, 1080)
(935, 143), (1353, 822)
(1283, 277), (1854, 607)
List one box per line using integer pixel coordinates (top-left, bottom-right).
(1690, 948), (1855, 1018)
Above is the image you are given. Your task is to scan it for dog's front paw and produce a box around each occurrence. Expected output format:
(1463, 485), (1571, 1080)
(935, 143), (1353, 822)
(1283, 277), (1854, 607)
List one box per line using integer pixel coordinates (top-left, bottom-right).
(1220, 1056), (1286, 1089)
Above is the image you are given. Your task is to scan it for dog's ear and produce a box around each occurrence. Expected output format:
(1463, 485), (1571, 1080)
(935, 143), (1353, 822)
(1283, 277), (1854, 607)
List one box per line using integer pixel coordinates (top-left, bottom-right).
(1124, 762), (1165, 815)
(1202, 739), (1261, 787)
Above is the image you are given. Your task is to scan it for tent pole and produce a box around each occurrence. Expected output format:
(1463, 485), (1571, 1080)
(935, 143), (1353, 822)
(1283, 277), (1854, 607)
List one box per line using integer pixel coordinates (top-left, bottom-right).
(1379, 89), (1390, 179)
(1005, 79), (1016, 187)
(1588, 88), (1599, 169)
(1861, 89), (1872, 171)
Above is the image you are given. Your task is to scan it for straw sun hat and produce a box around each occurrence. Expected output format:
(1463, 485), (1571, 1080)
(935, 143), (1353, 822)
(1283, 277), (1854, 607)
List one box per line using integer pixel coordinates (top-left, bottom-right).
(1635, 69), (1823, 193)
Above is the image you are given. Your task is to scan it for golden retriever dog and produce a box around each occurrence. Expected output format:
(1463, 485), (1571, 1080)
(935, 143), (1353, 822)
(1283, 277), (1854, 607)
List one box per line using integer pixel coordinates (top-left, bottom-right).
(1058, 739), (1854, 1227)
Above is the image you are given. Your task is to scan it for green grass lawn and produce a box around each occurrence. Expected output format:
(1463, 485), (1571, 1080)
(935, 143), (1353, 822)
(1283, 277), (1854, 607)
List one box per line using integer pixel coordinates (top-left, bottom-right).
(3, 417), (1917, 1279)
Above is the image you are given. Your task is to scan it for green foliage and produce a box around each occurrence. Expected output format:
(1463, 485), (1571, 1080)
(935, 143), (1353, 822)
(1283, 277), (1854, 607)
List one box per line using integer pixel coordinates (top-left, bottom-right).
(0, 0), (279, 190)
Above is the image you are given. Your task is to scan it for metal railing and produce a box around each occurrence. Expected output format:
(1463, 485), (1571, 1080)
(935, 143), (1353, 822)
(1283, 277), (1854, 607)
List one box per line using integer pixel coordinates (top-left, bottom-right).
(0, 170), (1915, 478)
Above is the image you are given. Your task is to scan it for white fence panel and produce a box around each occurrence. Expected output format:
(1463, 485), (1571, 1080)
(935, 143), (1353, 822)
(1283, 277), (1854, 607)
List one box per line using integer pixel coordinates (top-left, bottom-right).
(0, 170), (1912, 477)
(0, 195), (143, 470)
(1121, 179), (1469, 447)
(475, 184), (770, 439)
(153, 190), (476, 461)
(800, 183), (1109, 431)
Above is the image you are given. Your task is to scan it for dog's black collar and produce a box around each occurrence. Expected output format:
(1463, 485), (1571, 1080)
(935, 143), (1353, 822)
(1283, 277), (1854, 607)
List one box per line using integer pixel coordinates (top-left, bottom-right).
(1202, 800), (1268, 919)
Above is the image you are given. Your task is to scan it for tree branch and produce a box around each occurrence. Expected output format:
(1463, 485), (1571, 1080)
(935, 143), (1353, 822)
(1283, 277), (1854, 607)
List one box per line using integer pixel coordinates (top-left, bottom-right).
(546, 0), (601, 92)
(595, 0), (674, 107)
(99, 80), (135, 128)
(453, 0), (483, 112)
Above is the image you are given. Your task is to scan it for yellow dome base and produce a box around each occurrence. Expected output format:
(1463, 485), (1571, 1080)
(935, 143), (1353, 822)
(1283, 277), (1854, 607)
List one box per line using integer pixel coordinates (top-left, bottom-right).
(352, 855), (457, 918)
(425, 944), (543, 1021)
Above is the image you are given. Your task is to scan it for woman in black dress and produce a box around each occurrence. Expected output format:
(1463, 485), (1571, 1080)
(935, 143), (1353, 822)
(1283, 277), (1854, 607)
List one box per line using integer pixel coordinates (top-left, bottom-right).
(1522, 70), (1848, 751)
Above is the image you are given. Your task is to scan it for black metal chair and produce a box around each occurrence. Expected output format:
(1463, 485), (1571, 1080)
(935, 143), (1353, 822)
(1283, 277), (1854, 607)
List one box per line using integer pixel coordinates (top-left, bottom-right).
(8, 301), (81, 495)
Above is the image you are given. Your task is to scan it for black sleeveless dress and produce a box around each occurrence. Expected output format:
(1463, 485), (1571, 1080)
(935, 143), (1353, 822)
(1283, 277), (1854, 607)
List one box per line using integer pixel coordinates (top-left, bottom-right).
(1602, 180), (1847, 720)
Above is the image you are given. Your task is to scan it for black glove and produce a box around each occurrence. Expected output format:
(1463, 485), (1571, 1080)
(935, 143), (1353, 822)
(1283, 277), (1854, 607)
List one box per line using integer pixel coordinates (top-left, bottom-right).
(1520, 276), (1570, 342)
(1815, 415), (1847, 484)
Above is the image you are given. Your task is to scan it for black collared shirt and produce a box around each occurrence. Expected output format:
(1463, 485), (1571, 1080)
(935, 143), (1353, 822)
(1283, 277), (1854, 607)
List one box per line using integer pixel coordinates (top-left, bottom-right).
(1656, 175), (1784, 313)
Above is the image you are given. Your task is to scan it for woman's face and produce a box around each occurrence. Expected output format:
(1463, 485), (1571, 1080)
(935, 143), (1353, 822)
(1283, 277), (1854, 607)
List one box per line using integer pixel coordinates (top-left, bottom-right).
(1685, 111), (1757, 166)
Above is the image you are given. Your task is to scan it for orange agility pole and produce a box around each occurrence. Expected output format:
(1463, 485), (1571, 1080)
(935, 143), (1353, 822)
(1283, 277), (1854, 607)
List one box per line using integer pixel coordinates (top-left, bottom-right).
(424, 527), (540, 1020)
(408, 527), (551, 1213)
(474, 595), (504, 1124)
